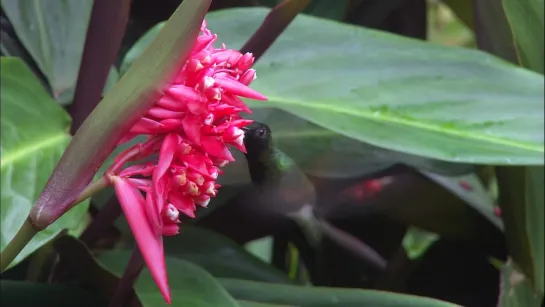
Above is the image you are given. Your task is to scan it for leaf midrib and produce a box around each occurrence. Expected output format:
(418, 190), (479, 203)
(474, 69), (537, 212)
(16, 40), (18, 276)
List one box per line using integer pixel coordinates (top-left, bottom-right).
(0, 133), (69, 169)
(266, 96), (544, 152)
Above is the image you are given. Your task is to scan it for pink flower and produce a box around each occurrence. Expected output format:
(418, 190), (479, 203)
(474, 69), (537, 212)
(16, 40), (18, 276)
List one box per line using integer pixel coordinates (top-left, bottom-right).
(106, 20), (266, 304)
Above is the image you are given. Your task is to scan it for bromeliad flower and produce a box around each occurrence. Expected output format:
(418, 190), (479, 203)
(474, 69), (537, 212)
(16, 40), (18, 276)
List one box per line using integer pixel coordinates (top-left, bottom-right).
(105, 20), (266, 304)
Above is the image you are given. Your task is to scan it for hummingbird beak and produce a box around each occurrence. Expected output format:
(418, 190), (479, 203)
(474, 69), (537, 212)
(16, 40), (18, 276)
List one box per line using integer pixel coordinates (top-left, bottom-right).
(241, 126), (250, 132)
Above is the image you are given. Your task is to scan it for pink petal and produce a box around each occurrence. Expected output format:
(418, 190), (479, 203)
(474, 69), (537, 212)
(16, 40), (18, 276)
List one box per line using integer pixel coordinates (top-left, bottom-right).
(182, 114), (202, 145)
(154, 134), (178, 180)
(238, 52), (254, 71)
(113, 178), (171, 304)
(120, 163), (155, 177)
(210, 50), (241, 66)
(169, 192), (196, 218)
(214, 76), (267, 100)
(192, 35), (215, 55)
(168, 85), (203, 102)
(187, 100), (208, 116)
(179, 153), (209, 175)
(148, 107), (185, 119)
(239, 69), (256, 85)
(162, 223), (180, 236)
(156, 96), (187, 112)
(201, 136), (234, 161)
(221, 94), (252, 113)
(126, 178), (152, 191)
(160, 119), (183, 131)
(130, 117), (165, 134)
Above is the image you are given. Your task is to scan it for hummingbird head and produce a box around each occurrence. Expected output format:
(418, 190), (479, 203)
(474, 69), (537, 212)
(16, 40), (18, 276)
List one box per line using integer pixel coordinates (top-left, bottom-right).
(242, 122), (273, 158)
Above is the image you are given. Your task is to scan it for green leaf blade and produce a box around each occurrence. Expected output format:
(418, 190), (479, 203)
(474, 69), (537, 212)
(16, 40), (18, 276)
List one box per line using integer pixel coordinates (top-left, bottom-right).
(205, 8), (544, 164)
(99, 251), (241, 307)
(497, 166), (544, 295)
(0, 57), (88, 269)
(218, 278), (461, 307)
(0, 0), (93, 103)
(502, 0), (544, 73)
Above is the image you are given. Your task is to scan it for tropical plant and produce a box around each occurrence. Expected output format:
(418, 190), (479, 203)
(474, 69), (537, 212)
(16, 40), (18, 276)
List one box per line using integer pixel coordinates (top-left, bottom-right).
(0, 0), (543, 306)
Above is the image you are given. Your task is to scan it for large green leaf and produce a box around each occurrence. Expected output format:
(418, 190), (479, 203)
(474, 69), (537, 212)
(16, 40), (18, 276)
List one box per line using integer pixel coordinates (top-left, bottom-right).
(163, 226), (293, 283)
(332, 172), (503, 243)
(121, 23), (477, 180)
(502, 0), (544, 73)
(259, 0), (349, 20)
(218, 278), (461, 307)
(237, 301), (294, 307)
(0, 57), (88, 269)
(0, 281), (104, 307)
(497, 166), (544, 295)
(0, 0), (93, 104)
(119, 226), (293, 284)
(99, 251), (240, 307)
(499, 259), (544, 307)
(207, 8), (544, 165)
(421, 171), (503, 230)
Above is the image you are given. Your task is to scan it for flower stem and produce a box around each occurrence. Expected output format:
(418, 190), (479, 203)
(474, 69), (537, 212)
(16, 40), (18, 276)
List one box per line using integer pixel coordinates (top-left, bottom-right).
(2, 177), (110, 272)
(109, 247), (144, 307)
(73, 176), (109, 205)
(0, 219), (38, 272)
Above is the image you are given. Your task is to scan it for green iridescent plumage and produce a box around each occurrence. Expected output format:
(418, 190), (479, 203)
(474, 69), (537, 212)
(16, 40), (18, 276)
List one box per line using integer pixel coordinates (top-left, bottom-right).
(241, 122), (316, 216)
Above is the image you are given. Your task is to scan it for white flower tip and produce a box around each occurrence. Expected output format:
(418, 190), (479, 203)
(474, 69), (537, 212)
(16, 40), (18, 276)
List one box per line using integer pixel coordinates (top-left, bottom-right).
(203, 76), (215, 89)
(166, 204), (179, 221)
(199, 198), (211, 208)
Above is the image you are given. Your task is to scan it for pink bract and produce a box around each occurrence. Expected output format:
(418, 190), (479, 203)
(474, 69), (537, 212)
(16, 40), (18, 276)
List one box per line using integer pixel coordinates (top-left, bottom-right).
(106, 20), (266, 304)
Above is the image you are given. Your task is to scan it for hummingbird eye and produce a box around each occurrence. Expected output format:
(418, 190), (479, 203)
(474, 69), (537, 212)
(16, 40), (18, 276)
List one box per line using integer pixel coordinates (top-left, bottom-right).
(257, 128), (267, 138)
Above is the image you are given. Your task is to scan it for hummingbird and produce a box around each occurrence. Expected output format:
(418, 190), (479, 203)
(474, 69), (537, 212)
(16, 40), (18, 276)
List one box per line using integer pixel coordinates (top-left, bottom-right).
(240, 122), (320, 243)
(239, 122), (387, 270)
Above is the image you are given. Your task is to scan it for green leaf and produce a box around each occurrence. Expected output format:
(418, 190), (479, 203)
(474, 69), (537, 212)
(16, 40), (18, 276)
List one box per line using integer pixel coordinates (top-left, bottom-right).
(237, 301), (295, 307)
(121, 28), (477, 179)
(207, 8), (544, 165)
(121, 226), (293, 284)
(244, 236), (274, 264)
(99, 251), (240, 307)
(0, 0), (93, 104)
(502, 0), (544, 73)
(421, 171), (503, 230)
(402, 227), (439, 260)
(218, 278), (461, 307)
(499, 259), (544, 307)
(359, 172), (503, 243)
(0, 280), (105, 307)
(259, 0), (349, 20)
(0, 57), (88, 269)
(497, 166), (544, 294)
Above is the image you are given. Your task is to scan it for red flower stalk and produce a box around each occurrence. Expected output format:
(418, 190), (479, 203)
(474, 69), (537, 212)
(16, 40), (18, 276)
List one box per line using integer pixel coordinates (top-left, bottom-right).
(105, 20), (267, 304)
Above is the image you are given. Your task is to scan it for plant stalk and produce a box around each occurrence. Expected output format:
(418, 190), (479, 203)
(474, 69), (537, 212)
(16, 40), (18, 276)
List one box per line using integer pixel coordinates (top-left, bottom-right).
(109, 247), (145, 307)
(74, 176), (110, 206)
(0, 219), (37, 272)
(1, 177), (109, 272)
